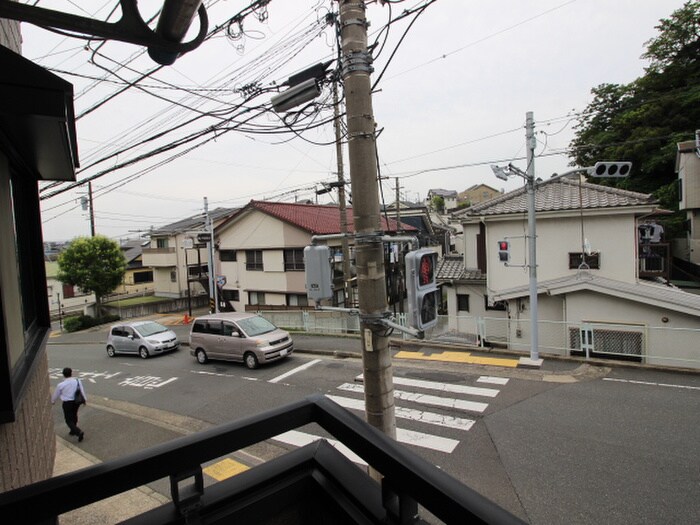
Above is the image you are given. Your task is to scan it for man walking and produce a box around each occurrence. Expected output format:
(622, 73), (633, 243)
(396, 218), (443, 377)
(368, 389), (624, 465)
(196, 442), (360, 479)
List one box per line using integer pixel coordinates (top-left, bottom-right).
(51, 367), (86, 442)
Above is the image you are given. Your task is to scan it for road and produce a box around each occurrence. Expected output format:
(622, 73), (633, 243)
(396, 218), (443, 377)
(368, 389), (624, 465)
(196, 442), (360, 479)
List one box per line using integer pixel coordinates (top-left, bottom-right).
(47, 322), (700, 524)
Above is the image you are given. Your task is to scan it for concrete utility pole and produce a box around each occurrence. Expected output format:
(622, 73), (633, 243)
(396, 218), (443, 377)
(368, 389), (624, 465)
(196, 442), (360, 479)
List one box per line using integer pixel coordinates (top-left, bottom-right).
(333, 79), (352, 308)
(525, 111), (539, 362)
(338, 0), (396, 438)
(88, 182), (95, 237)
(203, 197), (218, 314)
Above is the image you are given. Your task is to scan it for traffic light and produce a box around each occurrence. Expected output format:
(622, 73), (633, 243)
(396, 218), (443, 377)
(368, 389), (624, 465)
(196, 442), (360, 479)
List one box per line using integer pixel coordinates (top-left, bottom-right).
(498, 240), (510, 263)
(590, 162), (632, 178)
(405, 248), (439, 331)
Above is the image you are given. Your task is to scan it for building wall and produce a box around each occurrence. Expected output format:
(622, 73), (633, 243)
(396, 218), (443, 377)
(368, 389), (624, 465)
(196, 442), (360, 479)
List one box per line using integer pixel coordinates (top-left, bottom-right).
(218, 210), (313, 310)
(677, 144), (700, 265)
(486, 213), (637, 292)
(1, 19), (57, 491)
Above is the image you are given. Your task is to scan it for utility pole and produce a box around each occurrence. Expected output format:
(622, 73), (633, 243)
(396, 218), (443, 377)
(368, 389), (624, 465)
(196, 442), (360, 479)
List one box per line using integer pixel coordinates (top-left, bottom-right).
(88, 182), (95, 236)
(333, 78), (352, 307)
(203, 197), (218, 314)
(525, 111), (539, 363)
(395, 177), (402, 232)
(339, 0), (396, 439)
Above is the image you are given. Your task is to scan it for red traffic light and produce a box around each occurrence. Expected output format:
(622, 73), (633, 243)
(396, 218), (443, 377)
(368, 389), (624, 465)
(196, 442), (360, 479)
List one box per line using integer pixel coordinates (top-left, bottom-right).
(498, 241), (509, 251)
(418, 254), (435, 287)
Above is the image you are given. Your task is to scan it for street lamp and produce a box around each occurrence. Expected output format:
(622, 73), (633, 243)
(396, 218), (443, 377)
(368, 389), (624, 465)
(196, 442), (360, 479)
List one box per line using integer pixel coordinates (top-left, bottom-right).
(491, 163), (542, 365)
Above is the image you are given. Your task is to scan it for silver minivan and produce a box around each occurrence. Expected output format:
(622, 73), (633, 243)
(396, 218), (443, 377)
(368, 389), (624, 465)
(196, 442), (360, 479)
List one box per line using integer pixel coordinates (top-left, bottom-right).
(106, 321), (179, 359)
(189, 313), (293, 369)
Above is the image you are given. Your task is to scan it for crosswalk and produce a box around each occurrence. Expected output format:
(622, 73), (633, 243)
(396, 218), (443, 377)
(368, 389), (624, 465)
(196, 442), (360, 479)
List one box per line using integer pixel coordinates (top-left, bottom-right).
(270, 372), (510, 463)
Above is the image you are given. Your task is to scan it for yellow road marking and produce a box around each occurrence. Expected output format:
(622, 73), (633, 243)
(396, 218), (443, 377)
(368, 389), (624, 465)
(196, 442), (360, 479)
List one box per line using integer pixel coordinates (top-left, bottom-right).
(394, 350), (519, 368)
(203, 458), (249, 481)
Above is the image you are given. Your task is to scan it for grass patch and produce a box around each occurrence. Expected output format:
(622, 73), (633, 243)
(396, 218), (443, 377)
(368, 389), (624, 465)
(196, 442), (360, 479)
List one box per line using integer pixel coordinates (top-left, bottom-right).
(104, 296), (168, 307)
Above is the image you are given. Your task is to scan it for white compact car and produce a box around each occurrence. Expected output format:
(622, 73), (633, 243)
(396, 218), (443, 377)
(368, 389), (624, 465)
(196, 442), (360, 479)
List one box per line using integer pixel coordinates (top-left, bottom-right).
(106, 321), (179, 359)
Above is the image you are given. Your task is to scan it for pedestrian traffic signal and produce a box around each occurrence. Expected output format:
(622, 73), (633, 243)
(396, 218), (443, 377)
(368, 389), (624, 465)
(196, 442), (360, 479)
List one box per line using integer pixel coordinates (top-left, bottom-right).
(590, 162), (632, 178)
(405, 248), (439, 331)
(498, 240), (510, 263)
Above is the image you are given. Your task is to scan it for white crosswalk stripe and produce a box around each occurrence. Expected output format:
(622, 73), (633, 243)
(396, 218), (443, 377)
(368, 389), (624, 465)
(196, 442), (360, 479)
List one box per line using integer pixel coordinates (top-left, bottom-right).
(338, 383), (489, 413)
(272, 372), (511, 463)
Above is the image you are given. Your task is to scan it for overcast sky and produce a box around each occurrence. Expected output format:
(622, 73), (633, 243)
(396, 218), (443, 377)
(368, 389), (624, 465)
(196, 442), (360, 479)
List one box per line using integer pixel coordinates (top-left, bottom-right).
(20, 0), (687, 242)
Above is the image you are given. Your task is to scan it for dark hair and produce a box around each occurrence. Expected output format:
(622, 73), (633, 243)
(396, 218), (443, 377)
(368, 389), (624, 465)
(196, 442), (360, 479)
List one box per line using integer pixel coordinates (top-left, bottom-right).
(62, 367), (72, 378)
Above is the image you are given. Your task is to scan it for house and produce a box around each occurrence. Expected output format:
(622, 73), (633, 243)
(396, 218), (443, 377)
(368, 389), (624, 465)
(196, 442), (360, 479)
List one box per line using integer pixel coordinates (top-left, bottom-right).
(445, 174), (700, 369)
(675, 136), (700, 268)
(458, 183), (501, 207)
(426, 188), (458, 211)
(111, 239), (154, 296)
(0, 37), (79, 492)
(214, 200), (415, 311)
(141, 208), (238, 299)
(45, 261), (96, 318)
(382, 200), (450, 250)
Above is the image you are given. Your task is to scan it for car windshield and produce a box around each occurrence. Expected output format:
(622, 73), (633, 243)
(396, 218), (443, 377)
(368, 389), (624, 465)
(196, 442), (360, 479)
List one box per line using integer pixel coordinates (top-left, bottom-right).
(237, 316), (277, 337)
(136, 322), (168, 337)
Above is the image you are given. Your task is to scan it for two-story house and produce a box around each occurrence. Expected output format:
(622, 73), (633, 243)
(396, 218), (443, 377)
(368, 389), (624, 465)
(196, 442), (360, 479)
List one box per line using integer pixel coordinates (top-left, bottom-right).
(457, 183), (502, 207)
(426, 188), (458, 211)
(445, 174), (700, 369)
(675, 136), (700, 268)
(142, 208), (238, 299)
(214, 200), (414, 312)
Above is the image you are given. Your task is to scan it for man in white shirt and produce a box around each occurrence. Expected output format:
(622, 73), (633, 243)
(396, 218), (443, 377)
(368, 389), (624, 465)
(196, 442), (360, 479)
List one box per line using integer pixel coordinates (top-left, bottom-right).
(51, 367), (86, 442)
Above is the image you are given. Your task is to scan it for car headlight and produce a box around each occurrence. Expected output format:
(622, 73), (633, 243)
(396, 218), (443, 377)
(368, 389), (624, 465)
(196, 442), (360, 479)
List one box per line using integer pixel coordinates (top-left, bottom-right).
(147, 339), (160, 345)
(255, 339), (267, 348)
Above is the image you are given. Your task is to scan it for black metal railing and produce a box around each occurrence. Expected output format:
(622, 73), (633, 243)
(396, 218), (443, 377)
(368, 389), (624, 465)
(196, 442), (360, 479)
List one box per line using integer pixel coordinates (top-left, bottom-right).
(0, 395), (524, 524)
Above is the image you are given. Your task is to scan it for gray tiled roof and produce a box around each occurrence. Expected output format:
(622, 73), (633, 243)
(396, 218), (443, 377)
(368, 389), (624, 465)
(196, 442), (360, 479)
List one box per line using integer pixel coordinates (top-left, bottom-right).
(436, 255), (484, 281)
(453, 177), (656, 217)
(148, 207), (238, 236)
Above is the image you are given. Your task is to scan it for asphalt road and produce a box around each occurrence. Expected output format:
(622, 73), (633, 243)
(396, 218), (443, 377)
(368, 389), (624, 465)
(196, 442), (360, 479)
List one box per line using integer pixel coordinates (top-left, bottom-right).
(47, 323), (700, 524)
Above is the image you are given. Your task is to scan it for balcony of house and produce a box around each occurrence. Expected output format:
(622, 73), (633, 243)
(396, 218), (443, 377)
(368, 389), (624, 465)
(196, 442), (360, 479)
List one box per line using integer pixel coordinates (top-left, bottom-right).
(638, 242), (670, 281)
(142, 247), (178, 267)
(0, 396), (522, 524)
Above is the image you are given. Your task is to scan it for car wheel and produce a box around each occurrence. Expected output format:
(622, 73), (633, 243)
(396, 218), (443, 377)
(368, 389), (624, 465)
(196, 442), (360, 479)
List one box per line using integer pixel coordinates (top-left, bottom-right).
(139, 346), (149, 359)
(106, 345), (116, 357)
(196, 349), (208, 364)
(244, 352), (258, 370)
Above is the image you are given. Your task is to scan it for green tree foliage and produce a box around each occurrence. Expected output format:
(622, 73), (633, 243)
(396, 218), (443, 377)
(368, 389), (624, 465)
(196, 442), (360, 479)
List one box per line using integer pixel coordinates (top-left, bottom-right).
(431, 195), (445, 213)
(57, 236), (126, 311)
(570, 1), (699, 237)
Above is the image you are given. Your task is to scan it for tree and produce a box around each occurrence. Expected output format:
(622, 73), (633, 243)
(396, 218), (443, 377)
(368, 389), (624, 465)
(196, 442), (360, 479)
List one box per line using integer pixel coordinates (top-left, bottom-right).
(430, 195), (445, 213)
(569, 1), (699, 237)
(57, 236), (126, 315)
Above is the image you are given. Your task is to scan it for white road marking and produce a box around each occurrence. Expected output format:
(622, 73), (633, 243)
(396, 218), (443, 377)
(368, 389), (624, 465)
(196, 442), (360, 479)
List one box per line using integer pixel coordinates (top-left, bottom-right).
(396, 428), (459, 453)
(356, 374), (499, 397)
(603, 377), (700, 391)
(339, 383), (489, 413)
(478, 376), (510, 385)
(272, 430), (367, 466)
(268, 359), (321, 384)
(327, 395), (475, 432)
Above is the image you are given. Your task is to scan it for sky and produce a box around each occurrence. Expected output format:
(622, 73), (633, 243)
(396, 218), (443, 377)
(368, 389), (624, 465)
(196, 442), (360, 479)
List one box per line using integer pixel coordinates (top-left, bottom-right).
(19, 0), (688, 242)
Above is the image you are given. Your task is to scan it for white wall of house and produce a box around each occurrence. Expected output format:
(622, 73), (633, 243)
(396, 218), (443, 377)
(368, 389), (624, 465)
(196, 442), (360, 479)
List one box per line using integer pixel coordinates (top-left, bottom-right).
(565, 290), (700, 368)
(485, 212), (638, 292)
(217, 210), (312, 310)
(677, 143), (700, 265)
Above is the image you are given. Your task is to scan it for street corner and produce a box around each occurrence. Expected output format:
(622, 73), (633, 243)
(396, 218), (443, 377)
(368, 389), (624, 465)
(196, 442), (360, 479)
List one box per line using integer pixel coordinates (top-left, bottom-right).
(393, 349), (520, 368)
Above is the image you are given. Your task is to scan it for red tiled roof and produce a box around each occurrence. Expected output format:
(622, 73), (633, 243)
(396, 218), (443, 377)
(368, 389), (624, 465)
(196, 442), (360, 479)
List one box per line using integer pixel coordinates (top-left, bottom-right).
(249, 201), (415, 234)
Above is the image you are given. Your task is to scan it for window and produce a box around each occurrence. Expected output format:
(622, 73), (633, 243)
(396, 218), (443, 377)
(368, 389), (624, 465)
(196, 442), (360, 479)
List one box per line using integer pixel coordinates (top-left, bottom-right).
(156, 238), (168, 249)
(188, 264), (208, 277)
(569, 252), (600, 270)
(457, 294), (470, 312)
(484, 296), (507, 311)
(287, 294), (309, 307)
(133, 270), (153, 284)
(63, 283), (75, 299)
(170, 270), (177, 282)
(249, 291), (266, 305)
(222, 289), (239, 302)
(678, 178), (683, 202)
(284, 249), (305, 271)
(220, 250), (237, 261)
(246, 250), (263, 271)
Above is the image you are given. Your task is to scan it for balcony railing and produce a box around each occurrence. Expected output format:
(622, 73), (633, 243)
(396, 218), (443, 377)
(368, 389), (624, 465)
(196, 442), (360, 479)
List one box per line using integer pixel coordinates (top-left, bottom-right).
(0, 395), (523, 524)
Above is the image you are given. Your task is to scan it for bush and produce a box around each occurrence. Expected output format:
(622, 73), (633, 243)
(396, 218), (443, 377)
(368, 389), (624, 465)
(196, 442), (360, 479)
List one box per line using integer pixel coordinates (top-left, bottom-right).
(62, 313), (120, 332)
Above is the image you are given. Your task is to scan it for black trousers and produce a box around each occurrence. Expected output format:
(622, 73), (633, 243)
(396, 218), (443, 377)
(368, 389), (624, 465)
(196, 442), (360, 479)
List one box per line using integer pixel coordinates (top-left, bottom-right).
(61, 400), (82, 436)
